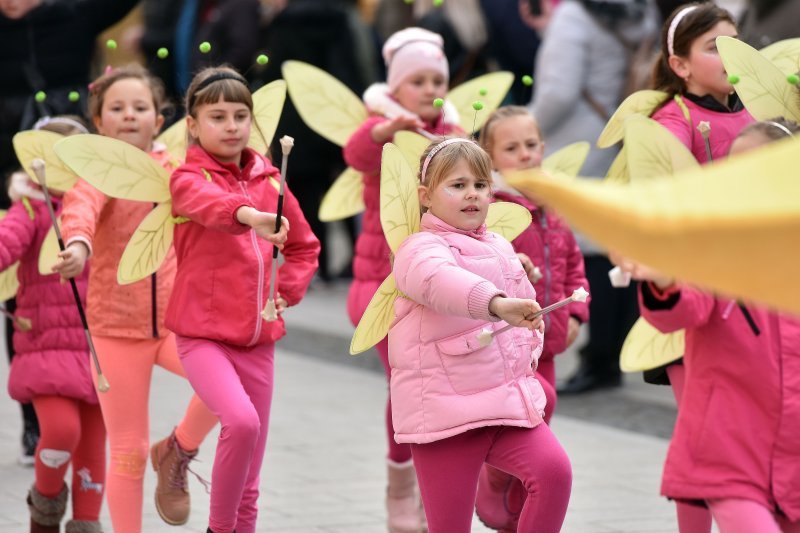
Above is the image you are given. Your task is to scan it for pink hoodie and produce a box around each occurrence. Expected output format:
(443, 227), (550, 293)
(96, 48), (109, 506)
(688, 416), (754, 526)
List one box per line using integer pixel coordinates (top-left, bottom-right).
(388, 213), (547, 444)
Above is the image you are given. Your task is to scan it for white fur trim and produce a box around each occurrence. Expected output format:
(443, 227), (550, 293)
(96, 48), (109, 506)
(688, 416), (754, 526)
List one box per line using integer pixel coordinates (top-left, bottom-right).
(362, 83), (460, 126)
(8, 172), (45, 203)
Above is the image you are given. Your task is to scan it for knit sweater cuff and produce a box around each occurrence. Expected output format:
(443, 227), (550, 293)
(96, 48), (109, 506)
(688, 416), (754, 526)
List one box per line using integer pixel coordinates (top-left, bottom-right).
(468, 281), (504, 322)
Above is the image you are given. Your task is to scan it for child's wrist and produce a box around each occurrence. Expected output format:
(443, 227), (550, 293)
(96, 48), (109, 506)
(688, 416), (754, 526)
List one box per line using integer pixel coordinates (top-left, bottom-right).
(236, 206), (255, 226)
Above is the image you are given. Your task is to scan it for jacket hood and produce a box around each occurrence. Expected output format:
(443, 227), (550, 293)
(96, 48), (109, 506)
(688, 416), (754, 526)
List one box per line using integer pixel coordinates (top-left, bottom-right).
(421, 212), (486, 238)
(363, 82), (460, 126)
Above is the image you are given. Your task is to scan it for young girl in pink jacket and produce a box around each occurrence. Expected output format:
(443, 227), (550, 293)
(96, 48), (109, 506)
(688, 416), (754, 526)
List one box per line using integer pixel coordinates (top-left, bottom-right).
(343, 27), (462, 531)
(53, 65), (218, 533)
(2, 117), (106, 533)
(168, 66), (319, 533)
(476, 105), (589, 531)
(388, 138), (572, 533)
(619, 119), (800, 533)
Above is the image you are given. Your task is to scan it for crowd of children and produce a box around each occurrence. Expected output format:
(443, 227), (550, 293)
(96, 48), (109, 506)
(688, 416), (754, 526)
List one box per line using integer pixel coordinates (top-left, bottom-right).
(0, 1), (798, 532)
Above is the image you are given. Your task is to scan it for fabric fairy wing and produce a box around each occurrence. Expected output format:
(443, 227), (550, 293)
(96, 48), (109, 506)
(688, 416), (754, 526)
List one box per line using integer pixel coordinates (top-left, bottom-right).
(37, 223), (60, 276)
(486, 202), (532, 242)
(624, 116), (699, 182)
(759, 38), (800, 76)
(117, 202), (176, 285)
(54, 135), (171, 203)
(717, 36), (800, 123)
(155, 119), (187, 165)
(350, 143), (421, 355)
(249, 79), (287, 154)
(13, 131), (78, 193)
(605, 146), (630, 184)
(596, 90), (669, 148)
(318, 167), (365, 222)
(619, 318), (684, 372)
(502, 135), (800, 315)
(0, 210), (20, 300)
(394, 131), (431, 171)
(446, 71), (514, 133)
(542, 141), (591, 178)
(282, 60), (367, 147)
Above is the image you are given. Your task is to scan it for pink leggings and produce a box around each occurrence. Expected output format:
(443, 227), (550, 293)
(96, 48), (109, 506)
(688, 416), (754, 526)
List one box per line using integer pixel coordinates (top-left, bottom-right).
(92, 334), (218, 533)
(32, 396), (106, 520)
(708, 499), (800, 533)
(411, 424), (572, 533)
(176, 335), (275, 533)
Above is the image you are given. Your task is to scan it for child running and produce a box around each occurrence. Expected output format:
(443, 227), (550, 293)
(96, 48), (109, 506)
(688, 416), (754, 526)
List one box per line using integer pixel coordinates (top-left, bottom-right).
(476, 105), (589, 531)
(167, 66), (319, 533)
(2, 117), (106, 533)
(388, 138), (572, 533)
(344, 27), (462, 532)
(53, 65), (218, 533)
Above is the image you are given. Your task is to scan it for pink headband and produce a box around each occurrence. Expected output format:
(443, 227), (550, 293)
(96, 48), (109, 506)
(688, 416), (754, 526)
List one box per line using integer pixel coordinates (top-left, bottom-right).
(667, 6), (698, 56)
(420, 138), (476, 185)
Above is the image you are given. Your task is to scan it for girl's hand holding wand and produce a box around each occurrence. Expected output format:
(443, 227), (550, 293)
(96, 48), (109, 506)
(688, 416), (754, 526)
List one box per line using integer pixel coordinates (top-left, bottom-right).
(488, 297), (545, 333)
(236, 207), (289, 247)
(53, 242), (89, 281)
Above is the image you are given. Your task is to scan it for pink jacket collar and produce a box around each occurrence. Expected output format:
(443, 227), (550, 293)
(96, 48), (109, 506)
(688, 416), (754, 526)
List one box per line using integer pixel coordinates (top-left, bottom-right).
(421, 212), (487, 238)
(185, 144), (278, 181)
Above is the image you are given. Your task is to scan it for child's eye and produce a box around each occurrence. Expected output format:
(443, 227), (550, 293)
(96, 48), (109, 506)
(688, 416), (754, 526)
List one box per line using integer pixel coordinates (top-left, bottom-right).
(526, 141), (539, 149)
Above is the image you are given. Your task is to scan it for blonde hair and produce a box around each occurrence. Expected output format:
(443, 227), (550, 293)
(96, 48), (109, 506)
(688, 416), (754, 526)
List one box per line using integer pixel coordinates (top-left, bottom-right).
(478, 106), (542, 156)
(88, 64), (168, 121)
(32, 115), (89, 136)
(418, 137), (492, 194)
(737, 117), (799, 141)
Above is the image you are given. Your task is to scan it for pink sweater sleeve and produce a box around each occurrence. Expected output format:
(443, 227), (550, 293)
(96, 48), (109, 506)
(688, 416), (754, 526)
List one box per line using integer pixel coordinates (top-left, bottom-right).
(276, 187), (321, 307)
(639, 283), (715, 333)
(0, 202), (37, 270)
(170, 167), (252, 234)
(563, 229), (589, 322)
(394, 233), (504, 322)
(61, 180), (109, 255)
(343, 116), (387, 174)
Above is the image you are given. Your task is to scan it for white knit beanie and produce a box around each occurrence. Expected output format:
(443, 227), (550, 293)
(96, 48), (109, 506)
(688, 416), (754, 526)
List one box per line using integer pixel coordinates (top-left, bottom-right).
(383, 27), (449, 93)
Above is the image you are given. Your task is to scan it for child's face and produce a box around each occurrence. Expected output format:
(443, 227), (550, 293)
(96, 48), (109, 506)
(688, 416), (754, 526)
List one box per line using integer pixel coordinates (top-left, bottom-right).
(671, 21), (737, 101)
(93, 78), (163, 152)
(392, 69), (448, 124)
(488, 115), (544, 171)
(0, 0), (40, 19)
(419, 160), (492, 231)
(729, 131), (771, 156)
(187, 96), (252, 165)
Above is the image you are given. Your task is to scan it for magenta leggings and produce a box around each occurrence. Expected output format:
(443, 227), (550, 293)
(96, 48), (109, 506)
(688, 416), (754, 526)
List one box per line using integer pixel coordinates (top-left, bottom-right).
(411, 424), (572, 533)
(176, 336), (275, 533)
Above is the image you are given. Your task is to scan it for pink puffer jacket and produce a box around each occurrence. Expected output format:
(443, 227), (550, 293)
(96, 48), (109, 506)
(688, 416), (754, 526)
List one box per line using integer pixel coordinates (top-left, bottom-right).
(640, 283), (800, 519)
(388, 214), (547, 444)
(1, 192), (94, 404)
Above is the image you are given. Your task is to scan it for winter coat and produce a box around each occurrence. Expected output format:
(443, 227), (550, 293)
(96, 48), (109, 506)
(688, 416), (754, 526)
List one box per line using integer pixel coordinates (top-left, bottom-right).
(651, 95), (754, 163)
(344, 85), (461, 327)
(388, 213), (547, 444)
(167, 144), (320, 347)
(0, 185), (95, 404)
(493, 190), (589, 362)
(640, 283), (800, 519)
(61, 146), (177, 340)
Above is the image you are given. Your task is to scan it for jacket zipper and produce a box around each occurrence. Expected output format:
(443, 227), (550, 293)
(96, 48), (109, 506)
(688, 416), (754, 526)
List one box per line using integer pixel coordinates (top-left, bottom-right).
(539, 210), (552, 331)
(239, 182), (265, 346)
(151, 203), (158, 338)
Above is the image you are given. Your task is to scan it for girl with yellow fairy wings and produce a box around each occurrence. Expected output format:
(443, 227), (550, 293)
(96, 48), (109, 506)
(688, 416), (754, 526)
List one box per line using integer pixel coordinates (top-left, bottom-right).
(52, 65), (218, 533)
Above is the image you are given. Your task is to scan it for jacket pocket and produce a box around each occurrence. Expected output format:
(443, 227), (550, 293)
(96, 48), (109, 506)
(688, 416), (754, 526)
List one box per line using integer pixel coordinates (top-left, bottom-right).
(435, 324), (506, 395)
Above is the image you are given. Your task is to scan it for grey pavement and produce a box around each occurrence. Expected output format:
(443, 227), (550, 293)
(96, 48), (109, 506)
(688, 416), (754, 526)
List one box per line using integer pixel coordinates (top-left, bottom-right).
(0, 283), (684, 532)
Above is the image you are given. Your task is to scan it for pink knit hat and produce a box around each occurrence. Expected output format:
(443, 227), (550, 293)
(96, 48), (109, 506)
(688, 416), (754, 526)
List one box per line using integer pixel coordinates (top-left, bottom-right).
(383, 27), (449, 93)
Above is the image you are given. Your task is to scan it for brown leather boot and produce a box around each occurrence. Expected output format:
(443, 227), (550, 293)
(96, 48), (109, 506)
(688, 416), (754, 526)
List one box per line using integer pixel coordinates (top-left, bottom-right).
(27, 484), (68, 533)
(150, 430), (197, 525)
(64, 520), (103, 532)
(386, 460), (426, 533)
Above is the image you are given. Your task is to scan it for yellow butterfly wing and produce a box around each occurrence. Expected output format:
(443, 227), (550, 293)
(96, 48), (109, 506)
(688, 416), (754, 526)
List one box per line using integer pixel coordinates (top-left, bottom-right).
(380, 143), (421, 254)
(0, 210), (20, 300)
(155, 119), (187, 165)
(605, 146), (630, 184)
(350, 274), (401, 355)
(759, 38), (800, 76)
(447, 71), (514, 132)
(486, 202), (532, 241)
(394, 130), (431, 171)
(503, 136), (800, 314)
(624, 116), (699, 182)
(13, 130), (78, 193)
(318, 167), (365, 222)
(596, 90), (668, 148)
(54, 135), (170, 203)
(117, 202), (175, 285)
(37, 223), (60, 276)
(282, 60), (367, 147)
(249, 79), (287, 154)
(542, 141), (591, 177)
(717, 36), (800, 123)
(619, 318), (684, 372)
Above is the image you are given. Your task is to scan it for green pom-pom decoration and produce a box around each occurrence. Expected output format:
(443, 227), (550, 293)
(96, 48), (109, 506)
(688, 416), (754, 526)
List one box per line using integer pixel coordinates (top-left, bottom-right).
(479, 88), (488, 96)
(257, 54), (269, 66)
(157, 47), (169, 59)
(403, 0), (414, 4)
(433, 98), (444, 109)
(34, 91), (46, 103)
(68, 91), (80, 102)
(472, 101), (484, 111)
(199, 41), (211, 54)
(727, 74), (740, 85)
(788, 73), (800, 85)
(522, 75), (533, 86)
(106, 39), (117, 50)
(433, 0), (443, 5)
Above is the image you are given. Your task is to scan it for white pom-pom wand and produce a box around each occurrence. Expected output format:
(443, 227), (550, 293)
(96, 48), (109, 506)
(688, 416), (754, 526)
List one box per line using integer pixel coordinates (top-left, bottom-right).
(608, 265), (631, 288)
(477, 287), (589, 346)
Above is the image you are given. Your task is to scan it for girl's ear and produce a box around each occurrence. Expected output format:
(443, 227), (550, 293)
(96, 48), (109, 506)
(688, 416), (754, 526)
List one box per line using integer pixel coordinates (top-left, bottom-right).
(667, 54), (691, 82)
(154, 113), (165, 138)
(186, 114), (198, 141)
(92, 115), (103, 134)
(418, 185), (431, 209)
